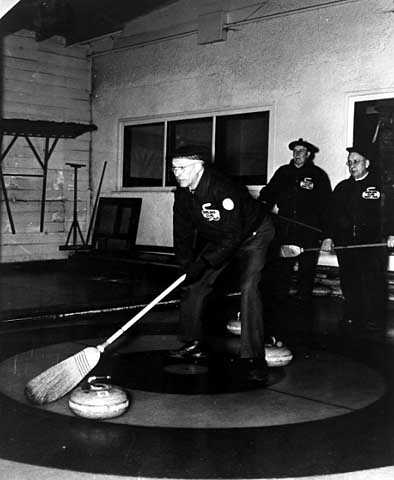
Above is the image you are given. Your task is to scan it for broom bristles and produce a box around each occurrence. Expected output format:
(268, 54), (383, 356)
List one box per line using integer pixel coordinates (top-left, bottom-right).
(25, 347), (101, 405)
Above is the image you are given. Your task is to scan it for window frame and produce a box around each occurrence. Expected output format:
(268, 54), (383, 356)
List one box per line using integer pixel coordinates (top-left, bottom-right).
(117, 104), (274, 191)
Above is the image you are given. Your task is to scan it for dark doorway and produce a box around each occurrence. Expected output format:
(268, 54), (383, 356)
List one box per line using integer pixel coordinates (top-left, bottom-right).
(353, 98), (394, 230)
(353, 98), (394, 183)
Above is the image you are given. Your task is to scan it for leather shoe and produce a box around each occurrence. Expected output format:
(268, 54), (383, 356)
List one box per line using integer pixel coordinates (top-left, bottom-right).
(247, 367), (269, 383)
(167, 340), (208, 360)
(239, 358), (269, 384)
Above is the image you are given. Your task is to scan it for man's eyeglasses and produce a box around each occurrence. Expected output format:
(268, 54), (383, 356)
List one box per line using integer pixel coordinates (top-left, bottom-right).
(171, 162), (201, 173)
(346, 159), (365, 167)
(172, 165), (194, 173)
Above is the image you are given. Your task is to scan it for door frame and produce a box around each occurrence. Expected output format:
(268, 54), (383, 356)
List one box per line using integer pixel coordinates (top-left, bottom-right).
(347, 89), (394, 146)
(347, 89), (394, 270)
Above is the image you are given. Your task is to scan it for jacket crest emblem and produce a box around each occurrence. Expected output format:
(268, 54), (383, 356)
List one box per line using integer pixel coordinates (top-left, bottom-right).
(300, 177), (314, 190)
(362, 186), (380, 200)
(201, 203), (220, 221)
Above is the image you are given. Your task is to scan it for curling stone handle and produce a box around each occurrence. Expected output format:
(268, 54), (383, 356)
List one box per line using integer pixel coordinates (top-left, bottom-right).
(87, 375), (112, 391)
(97, 274), (186, 352)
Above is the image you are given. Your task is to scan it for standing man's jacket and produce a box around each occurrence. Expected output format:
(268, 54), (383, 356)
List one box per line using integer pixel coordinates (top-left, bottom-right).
(258, 160), (332, 246)
(329, 172), (394, 245)
(173, 168), (267, 269)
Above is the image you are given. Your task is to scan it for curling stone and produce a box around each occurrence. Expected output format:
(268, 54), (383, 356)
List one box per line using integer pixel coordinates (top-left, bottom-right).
(265, 345), (293, 367)
(226, 314), (292, 366)
(69, 376), (129, 419)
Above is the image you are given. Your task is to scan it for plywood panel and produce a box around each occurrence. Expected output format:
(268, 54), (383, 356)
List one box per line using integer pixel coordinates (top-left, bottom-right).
(0, 189), (89, 202)
(5, 67), (90, 90)
(1, 220), (65, 234)
(3, 33), (89, 67)
(2, 100), (91, 122)
(3, 32), (88, 59)
(0, 201), (64, 213)
(3, 59), (91, 87)
(0, 239), (69, 262)
(1, 232), (66, 244)
(3, 78), (90, 101)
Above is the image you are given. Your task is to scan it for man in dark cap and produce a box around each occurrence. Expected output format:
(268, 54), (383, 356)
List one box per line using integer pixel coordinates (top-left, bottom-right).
(323, 145), (394, 335)
(258, 138), (332, 344)
(168, 145), (275, 383)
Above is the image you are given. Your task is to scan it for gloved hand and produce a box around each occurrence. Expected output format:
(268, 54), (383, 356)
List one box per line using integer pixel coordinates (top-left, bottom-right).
(321, 238), (334, 252)
(184, 259), (208, 285)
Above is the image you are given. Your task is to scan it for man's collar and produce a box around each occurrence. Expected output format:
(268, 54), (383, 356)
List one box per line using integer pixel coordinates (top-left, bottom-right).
(290, 159), (309, 169)
(353, 171), (369, 182)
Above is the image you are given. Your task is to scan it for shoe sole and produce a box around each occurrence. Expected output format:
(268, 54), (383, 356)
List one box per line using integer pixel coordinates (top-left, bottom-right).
(166, 352), (209, 361)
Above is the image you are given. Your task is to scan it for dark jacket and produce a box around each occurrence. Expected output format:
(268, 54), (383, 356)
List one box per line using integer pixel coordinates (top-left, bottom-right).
(330, 172), (394, 245)
(258, 160), (331, 246)
(173, 168), (266, 268)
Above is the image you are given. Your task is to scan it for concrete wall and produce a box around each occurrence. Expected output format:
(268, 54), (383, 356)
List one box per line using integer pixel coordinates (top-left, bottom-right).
(1, 31), (92, 262)
(90, 0), (394, 248)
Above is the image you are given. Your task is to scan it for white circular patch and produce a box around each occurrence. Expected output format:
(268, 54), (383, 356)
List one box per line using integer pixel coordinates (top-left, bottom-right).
(222, 198), (234, 210)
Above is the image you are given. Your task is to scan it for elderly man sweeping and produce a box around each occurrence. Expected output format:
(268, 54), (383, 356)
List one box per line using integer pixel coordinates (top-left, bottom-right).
(168, 145), (275, 383)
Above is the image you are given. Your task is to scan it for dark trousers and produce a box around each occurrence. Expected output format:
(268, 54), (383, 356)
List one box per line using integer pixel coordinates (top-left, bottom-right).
(337, 247), (388, 329)
(179, 216), (275, 359)
(262, 247), (320, 339)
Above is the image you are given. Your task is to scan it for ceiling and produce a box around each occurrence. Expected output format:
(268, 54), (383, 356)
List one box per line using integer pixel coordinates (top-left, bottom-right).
(0, 0), (179, 45)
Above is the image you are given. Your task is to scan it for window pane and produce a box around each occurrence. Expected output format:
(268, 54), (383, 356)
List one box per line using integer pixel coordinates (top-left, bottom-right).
(123, 123), (164, 187)
(215, 112), (269, 184)
(166, 117), (212, 186)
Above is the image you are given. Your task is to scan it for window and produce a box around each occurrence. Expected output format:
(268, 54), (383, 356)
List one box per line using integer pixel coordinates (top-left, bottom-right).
(166, 117), (212, 186)
(215, 111), (269, 185)
(123, 123), (164, 187)
(121, 109), (270, 188)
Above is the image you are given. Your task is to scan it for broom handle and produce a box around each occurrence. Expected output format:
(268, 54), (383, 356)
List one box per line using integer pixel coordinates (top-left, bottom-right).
(97, 274), (186, 351)
(274, 213), (323, 233)
(303, 242), (388, 253)
(86, 161), (107, 246)
(260, 200), (323, 233)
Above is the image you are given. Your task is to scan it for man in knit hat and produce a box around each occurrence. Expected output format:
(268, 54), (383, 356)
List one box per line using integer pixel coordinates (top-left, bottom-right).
(258, 138), (332, 345)
(168, 145), (275, 383)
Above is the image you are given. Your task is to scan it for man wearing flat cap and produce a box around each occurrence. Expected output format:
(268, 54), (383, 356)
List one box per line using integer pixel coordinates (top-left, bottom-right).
(323, 145), (394, 335)
(169, 145), (275, 383)
(258, 138), (331, 344)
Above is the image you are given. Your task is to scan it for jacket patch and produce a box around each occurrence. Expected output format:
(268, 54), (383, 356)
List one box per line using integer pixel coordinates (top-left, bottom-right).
(201, 203), (220, 221)
(300, 177), (314, 190)
(222, 198), (235, 210)
(362, 186), (381, 200)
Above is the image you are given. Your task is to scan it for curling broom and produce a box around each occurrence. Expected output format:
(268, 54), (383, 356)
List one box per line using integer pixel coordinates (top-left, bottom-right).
(85, 160), (107, 246)
(259, 200), (323, 234)
(25, 274), (186, 405)
(280, 242), (389, 258)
